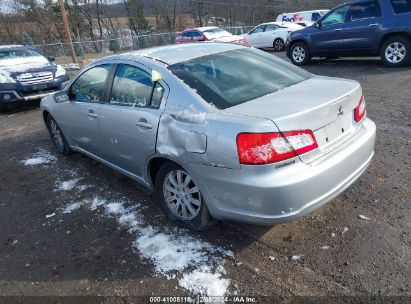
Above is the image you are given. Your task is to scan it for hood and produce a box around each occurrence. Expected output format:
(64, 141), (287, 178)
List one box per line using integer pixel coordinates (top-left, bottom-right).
(0, 56), (54, 76)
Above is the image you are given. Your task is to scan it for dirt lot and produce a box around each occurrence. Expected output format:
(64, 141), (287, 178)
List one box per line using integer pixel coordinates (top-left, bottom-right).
(0, 54), (410, 302)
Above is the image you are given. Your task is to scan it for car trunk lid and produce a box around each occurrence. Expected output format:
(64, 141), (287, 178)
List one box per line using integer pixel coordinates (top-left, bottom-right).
(223, 76), (364, 164)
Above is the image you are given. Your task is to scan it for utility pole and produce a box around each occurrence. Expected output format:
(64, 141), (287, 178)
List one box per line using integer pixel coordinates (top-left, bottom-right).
(59, 0), (77, 64)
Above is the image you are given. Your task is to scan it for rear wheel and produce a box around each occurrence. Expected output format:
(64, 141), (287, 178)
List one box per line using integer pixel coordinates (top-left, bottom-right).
(46, 115), (72, 155)
(381, 36), (411, 67)
(273, 38), (285, 52)
(290, 42), (311, 66)
(155, 162), (214, 230)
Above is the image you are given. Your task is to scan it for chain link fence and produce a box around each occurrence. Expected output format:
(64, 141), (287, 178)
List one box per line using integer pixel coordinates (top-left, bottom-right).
(33, 26), (256, 59)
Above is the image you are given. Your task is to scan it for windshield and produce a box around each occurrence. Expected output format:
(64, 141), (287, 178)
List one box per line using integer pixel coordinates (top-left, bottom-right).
(0, 48), (42, 61)
(202, 28), (232, 39)
(168, 48), (311, 109)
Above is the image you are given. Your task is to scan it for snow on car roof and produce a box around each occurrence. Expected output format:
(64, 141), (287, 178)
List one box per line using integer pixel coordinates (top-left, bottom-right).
(0, 44), (25, 49)
(124, 43), (243, 65)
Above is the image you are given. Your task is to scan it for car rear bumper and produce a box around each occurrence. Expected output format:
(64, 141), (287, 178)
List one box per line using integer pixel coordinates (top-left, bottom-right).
(187, 118), (376, 225)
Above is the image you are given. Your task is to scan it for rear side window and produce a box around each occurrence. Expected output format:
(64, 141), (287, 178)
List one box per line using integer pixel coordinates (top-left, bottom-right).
(182, 32), (192, 40)
(110, 64), (164, 108)
(348, 0), (382, 21)
(69, 64), (111, 102)
(312, 12), (322, 21)
(265, 24), (278, 32)
(191, 31), (203, 40)
(390, 0), (411, 13)
(168, 48), (311, 110)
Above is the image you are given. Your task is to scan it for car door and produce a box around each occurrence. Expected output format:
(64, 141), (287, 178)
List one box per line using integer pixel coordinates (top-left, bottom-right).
(245, 25), (266, 47)
(341, 0), (383, 53)
(310, 4), (350, 56)
(262, 24), (279, 48)
(56, 64), (113, 155)
(99, 63), (167, 178)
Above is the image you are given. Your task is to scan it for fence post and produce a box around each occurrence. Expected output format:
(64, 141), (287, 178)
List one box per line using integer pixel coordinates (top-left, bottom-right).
(60, 42), (66, 57)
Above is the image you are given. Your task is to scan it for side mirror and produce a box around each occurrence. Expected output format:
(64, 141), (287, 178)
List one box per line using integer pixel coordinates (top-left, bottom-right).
(315, 22), (322, 29)
(48, 56), (55, 62)
(151, 70), (162, 82)
(54, 91), (69, 103)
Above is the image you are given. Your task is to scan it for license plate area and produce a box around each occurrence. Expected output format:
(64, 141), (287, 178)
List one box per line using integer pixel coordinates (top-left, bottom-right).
(314, 113), (354, 149)
(32, 84), (48, 91)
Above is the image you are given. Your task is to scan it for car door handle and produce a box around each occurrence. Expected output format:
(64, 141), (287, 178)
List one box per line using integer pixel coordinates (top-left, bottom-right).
(334, 28), (343, 31)
(369, 23), (379, 27)
(134, 120), (152, 129)
(86, 111), (98, 118)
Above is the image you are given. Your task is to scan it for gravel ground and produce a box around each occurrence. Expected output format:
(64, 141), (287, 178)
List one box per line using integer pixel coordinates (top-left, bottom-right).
(0, 54), (410, 302)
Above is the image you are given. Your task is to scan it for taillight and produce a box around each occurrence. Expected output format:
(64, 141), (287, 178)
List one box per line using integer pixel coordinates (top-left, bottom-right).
(354, 96), (366, 123)
(236, 130), (318, 165)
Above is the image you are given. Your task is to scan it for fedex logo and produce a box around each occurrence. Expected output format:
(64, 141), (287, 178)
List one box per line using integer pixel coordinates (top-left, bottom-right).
(282, 14), (304, 22)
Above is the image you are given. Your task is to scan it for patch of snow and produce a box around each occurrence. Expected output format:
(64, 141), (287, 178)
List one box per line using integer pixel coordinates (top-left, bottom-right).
(331, 232), (336, 238)
(60, 195), (231, 296)
(62, 63), (80, 70)
(77, 184), (92, 192)
(289, 255), (302, 261)
(358, 214), (371, 220)
(45, 212), (56, 219)
(55, 178), (81, 191)
(22, 149), (56, 166)
(235, 262), (242, 267)
(268, 256), (275, 261)
(179, 266), (230, 297)
(90, 197), (107, 210)
(61, 202), (82, 214)
(320, 246), (330, 250)
(171, 105), (207, 125)
(342, 227), (349, 235)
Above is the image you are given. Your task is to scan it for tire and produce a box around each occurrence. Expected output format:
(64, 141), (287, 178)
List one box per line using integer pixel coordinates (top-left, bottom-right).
(290, 42), (311, 66)
(273, 38), (285, 52)
(46, 115), (72, 155)
(154, 162), (214, 230)
(381, 36), (411, 67)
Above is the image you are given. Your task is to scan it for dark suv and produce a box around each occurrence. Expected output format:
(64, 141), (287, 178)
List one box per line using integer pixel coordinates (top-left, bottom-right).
(286, 0), (411, 67)
(0, 45), (69, 112)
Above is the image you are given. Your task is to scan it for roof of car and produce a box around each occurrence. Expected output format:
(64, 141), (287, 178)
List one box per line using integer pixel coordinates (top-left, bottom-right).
(195, 26), (220, 32)
(0, 44), (26, 49)
(101, 43), (243, 66)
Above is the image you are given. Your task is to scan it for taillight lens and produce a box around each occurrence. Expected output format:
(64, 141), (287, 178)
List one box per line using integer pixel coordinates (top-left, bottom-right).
(354, 96), (366, 123)
(236, 130), (318, 165)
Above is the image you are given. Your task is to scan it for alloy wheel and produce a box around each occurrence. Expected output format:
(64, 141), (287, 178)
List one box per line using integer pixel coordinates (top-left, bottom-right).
(274, 39), (284, 51)
(49, 119), (64, 151)
(292, 46), (306, 63)
(163, 170), (202, 220)
(385, 42), (406, 64)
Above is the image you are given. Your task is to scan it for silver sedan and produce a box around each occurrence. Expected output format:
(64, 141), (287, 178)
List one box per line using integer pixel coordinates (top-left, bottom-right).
(41, 43), (376, 230)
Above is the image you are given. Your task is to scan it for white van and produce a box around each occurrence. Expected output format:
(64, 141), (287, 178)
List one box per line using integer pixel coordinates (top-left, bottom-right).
(276, 10), (329, 23)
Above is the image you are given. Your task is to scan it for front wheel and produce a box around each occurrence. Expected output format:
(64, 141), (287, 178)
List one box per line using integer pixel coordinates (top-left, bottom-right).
(381, 36), (411, 67)
(290, 42), (311, 66)
(155, 162), (214, 230)
(273, 38), (285, 52)
(46, 115), (72, 155)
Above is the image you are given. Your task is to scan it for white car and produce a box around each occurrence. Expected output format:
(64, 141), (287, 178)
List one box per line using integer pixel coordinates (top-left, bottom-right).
(243, 22), (304, 51)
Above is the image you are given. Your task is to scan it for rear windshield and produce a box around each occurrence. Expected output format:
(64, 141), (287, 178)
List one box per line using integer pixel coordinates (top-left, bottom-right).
(168, 48), (311, 109)
(390, 0), (411, 13)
